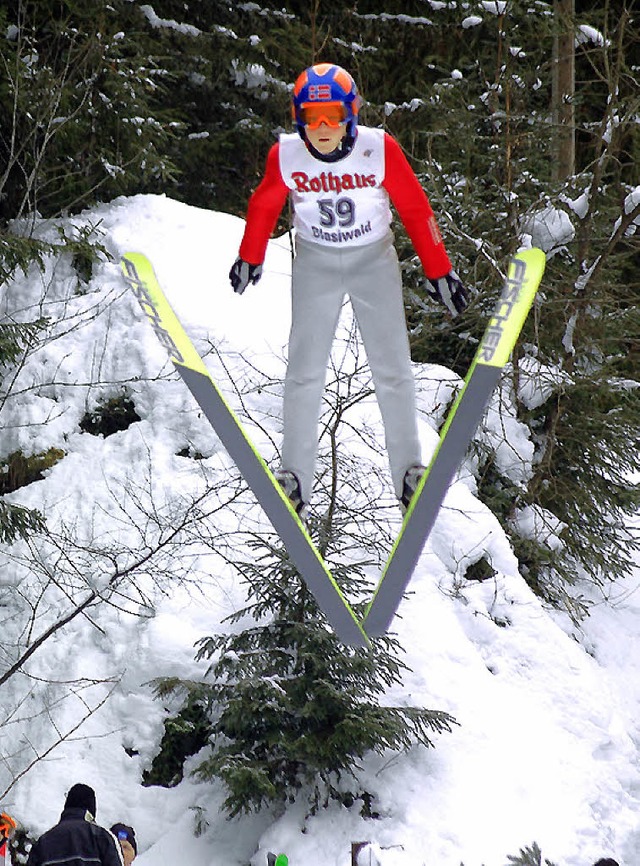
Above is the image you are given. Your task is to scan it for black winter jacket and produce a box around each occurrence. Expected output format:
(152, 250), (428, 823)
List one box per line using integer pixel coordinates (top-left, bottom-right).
(27, 809), (124, 866)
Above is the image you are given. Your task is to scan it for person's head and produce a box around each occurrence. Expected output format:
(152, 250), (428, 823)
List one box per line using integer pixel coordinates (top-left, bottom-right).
(64, 784), (97, 819)
(593, 860), (619, 866)
(291, 63), (360, 155)
(110, 824), (137, 866)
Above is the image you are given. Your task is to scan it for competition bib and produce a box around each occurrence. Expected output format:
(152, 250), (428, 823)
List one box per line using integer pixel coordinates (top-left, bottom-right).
(278, 127), (392, 248)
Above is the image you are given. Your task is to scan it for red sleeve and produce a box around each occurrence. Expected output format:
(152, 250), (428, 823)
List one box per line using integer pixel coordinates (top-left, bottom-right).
(238, 143), (289, 264)
(382, 132), (452, 279)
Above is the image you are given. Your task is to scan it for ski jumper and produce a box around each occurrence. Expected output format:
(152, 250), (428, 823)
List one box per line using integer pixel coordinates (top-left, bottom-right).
(238, 126), (452, 504)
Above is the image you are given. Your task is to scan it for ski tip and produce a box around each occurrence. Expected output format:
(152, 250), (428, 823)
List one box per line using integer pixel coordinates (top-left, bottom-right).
(513, 247), (546, 284)
(120, 251), (144, 267)
(512, 246), (546, 285)
(515, 246), (546, 267)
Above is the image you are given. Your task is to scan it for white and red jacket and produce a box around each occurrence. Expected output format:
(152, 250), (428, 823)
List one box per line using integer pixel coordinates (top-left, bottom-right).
(238, 127), (452, 279)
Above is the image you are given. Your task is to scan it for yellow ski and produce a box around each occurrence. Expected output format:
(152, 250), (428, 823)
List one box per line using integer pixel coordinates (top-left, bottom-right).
(121, 253), (370, 648)
(363, 248), (547, 636)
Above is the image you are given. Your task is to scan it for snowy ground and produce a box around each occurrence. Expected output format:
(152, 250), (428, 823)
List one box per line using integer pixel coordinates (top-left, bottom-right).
(1, 194), (639, 866)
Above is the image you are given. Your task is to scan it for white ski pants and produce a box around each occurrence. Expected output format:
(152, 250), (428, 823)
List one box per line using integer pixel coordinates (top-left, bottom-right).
(281, 233), (422, 504)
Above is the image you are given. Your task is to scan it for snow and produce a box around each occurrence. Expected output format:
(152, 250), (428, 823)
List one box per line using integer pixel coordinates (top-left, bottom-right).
(511, 503), (566, 551)
(383, 99), (426, 117)
(614, 186), (640, 237)
(577, 25), (608, 48)
(563, 190), (590, 220)
(480, 1), (507, 15)
(2, 194), (639, 866)
(520, 205), (575, 256)
(140, 5), (201, 37)
(517, 355), (572, 411)
(623, 186), (640, 215)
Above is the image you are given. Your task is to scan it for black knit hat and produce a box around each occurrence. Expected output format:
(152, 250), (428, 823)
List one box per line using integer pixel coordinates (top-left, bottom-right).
(64, 784), (97, 817)
(110, 824), (137, 856)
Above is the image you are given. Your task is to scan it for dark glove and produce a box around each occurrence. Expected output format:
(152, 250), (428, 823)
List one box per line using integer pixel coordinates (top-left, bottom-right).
(425, 269), (469, 317)
(229, 257), (263, 295)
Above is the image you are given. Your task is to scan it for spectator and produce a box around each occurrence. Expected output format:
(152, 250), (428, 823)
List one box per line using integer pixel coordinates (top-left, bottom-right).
(26, 784), (122, 866)
(109, 824), (137, 866)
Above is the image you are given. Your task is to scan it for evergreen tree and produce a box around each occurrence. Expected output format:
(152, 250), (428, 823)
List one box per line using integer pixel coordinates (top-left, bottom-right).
(0, 0), (180, 223)
(384, 0), (640, 611)
(0, 254), (46, 544)
(152, 514), (457, 818)
(506, 841), (557, 866)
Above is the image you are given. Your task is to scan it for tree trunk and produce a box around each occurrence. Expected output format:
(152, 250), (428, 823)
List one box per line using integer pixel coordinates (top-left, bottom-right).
(552, 0), (576, 181)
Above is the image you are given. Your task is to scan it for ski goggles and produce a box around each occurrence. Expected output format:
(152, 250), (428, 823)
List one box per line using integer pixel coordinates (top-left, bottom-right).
(299, 101), (347, 129)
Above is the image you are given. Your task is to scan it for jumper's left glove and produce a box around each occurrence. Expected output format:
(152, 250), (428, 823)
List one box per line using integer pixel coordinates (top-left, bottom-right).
(425, 269), (469, 317)
(229, 257), (263, 295)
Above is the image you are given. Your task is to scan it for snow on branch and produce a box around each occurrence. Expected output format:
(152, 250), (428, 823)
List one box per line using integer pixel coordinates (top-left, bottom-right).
(140, 4), (201, 37)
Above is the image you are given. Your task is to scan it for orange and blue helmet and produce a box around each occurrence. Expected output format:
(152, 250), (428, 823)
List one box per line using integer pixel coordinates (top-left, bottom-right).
(291, 63), (361, 139)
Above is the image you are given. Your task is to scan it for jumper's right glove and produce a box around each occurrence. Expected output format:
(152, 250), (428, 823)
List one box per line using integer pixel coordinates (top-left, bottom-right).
(425, 269), (469, 317)
(229, 257), (263, 295)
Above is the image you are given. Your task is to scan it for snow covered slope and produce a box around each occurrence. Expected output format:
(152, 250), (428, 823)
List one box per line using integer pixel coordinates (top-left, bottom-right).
(1, 195), (638, 866)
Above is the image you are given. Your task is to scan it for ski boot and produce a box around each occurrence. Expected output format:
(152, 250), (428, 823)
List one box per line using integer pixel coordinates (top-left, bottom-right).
(275, 470), (307, 520)
(400, 464), (426, 514)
